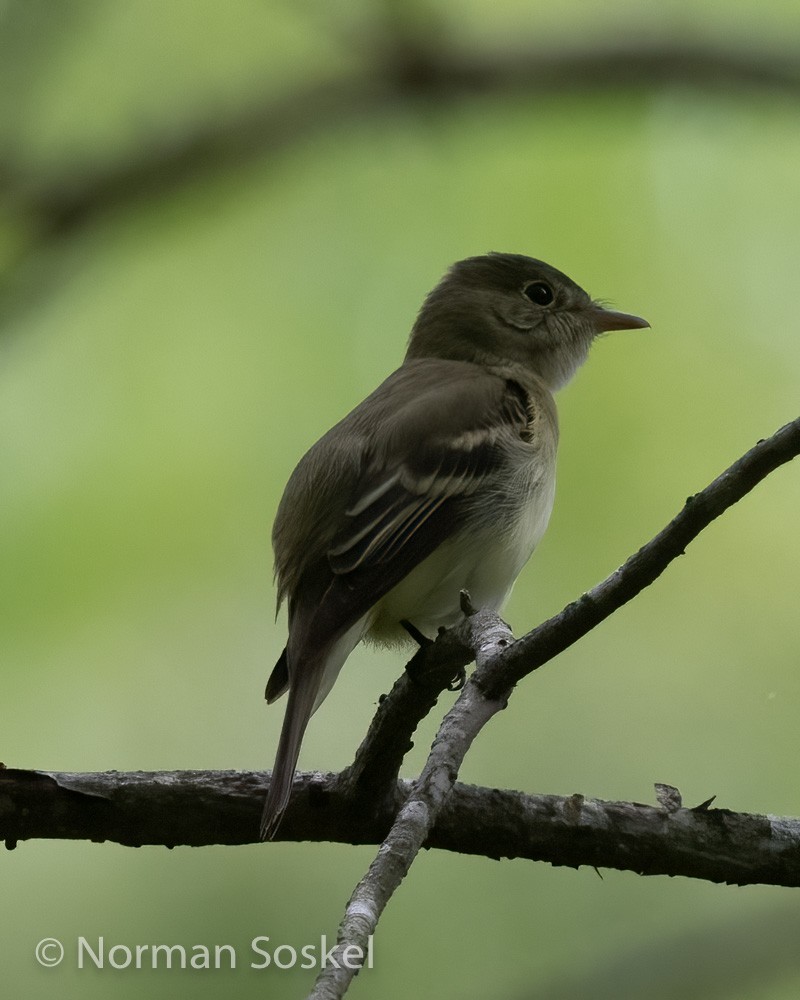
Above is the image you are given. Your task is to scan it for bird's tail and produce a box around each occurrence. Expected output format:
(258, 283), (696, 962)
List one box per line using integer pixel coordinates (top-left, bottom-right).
(260, 651), (326, 840)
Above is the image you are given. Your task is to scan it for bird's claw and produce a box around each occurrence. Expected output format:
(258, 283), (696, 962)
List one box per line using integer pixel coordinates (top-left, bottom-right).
(447, 667), (467, 691)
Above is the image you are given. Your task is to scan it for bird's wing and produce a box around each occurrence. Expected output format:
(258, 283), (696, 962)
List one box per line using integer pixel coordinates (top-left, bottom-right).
(282, 363), (539, 662)
(262, 364), (543, 837)
(327, 381), (531, 575)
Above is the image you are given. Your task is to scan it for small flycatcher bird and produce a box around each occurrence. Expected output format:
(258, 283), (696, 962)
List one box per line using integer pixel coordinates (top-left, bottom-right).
(262, 252), (648, 838)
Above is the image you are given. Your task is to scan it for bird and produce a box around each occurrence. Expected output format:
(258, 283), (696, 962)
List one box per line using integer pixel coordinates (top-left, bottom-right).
(261, 252), (648, 838)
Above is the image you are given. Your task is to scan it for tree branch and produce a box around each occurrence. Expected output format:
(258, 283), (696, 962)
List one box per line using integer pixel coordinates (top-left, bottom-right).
(483, 414), (800, 695)
(310, 416), (800, 998)
(308, 610), (515, 999)
(1, 417), (797, 1000)
(2, 768), (800, 889)
(10, 39), (800, 238)
(3, 37), (800, 322)
(333, 599), (479, 819)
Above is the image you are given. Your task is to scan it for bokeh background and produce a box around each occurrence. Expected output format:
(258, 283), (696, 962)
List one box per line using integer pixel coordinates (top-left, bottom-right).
(2, 1), (800, 998)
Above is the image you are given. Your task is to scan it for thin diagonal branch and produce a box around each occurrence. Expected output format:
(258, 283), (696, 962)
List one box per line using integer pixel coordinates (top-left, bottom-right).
(311, 416), (800, 999)
(484, 415), (800, 694)
(333, 610), (476, 817)
(307, 612), (515, 1000)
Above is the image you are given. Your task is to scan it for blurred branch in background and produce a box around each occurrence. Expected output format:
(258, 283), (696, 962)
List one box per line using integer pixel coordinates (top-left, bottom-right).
(7, 41), (800, 237)
(1, 15), (800, 321)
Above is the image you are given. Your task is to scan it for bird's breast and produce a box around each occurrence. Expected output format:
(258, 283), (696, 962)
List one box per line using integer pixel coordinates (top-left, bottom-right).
(367, 450), (556, 645)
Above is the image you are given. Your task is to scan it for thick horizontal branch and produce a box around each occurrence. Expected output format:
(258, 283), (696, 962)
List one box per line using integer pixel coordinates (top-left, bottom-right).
(1, 768), (799, 887)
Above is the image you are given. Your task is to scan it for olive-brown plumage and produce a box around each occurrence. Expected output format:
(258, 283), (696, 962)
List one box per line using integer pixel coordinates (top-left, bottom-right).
(261, 253), (648, 838)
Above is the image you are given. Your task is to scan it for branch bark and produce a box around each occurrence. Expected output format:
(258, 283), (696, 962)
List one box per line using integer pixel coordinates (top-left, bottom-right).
(3, 768), (800, 889)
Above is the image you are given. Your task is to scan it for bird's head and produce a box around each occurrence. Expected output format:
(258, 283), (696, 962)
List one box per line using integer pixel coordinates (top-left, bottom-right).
(406, 253), (649, 391)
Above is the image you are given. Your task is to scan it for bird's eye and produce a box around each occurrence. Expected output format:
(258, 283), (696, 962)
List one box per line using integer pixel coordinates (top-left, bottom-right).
(524, 281), (554, 306)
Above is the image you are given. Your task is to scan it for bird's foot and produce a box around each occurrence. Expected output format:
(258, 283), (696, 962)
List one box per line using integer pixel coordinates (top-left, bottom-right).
(400, 619), (432, 648)
(403, 618), (468, 691)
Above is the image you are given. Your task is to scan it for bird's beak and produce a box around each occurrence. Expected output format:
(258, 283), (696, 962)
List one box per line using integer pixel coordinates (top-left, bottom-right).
(590, 305), (650, 333)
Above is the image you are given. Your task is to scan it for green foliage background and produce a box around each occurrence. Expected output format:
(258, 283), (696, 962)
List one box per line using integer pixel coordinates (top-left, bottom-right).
(1, 2), (799, 998)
